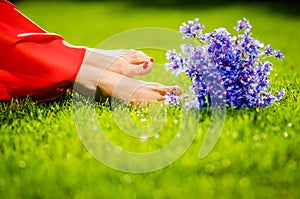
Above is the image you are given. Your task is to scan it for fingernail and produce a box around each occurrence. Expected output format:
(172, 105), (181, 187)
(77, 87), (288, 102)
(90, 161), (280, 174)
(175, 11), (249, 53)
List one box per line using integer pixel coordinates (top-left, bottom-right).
(150, 58), (154, 62)
(143, 62), (148, 69)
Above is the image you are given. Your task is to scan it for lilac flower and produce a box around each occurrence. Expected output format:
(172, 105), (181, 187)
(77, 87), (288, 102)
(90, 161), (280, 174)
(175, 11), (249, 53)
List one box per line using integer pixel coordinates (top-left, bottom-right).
(274, 50), (284, 59)
(265, 44), (273, 56)
(179, 18), (205, 39)
(165, 49), (184, 76)
(164, 90), (181, 107)
(165, 18), (285, 109)
(184, 98), (200, 110)
(234, 17), (252, 36)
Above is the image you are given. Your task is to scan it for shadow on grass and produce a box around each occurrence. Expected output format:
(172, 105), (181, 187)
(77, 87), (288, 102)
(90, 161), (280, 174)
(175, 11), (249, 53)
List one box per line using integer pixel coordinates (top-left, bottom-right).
(10, 0), (300, 16)
(130, 0), (299, 15)
(26, 0), (299, 16)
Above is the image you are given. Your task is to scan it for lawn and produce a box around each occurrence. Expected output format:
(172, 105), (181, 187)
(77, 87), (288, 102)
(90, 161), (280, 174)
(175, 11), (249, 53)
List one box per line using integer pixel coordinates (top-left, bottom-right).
(1, 1), (300, 199)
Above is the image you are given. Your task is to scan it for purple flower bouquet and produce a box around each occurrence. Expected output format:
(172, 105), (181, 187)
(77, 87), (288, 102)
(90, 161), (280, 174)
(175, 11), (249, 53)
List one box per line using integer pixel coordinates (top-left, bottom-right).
(164, 18), (285, 109)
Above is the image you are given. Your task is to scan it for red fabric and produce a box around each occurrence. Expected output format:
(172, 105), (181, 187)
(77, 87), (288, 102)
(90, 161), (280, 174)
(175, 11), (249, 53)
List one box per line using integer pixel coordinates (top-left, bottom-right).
(0, 0), (86, 101)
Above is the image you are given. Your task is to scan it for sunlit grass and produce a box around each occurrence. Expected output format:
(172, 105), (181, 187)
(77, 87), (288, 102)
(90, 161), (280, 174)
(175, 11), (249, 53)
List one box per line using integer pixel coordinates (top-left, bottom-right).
(0, 1), (299, 199)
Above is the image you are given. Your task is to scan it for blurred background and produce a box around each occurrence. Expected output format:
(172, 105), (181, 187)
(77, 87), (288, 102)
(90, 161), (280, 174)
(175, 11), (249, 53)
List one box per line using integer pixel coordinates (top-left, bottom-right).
(8, 0), (299, 15)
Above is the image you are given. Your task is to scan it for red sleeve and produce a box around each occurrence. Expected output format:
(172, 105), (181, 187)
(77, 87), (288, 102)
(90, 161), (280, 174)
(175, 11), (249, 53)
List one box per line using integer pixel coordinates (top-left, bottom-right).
(0, 0), (86, 102)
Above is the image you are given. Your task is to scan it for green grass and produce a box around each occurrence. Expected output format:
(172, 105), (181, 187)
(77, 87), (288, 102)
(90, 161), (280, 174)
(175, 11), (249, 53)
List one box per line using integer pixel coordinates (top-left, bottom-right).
(1, 1), (300, 199)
